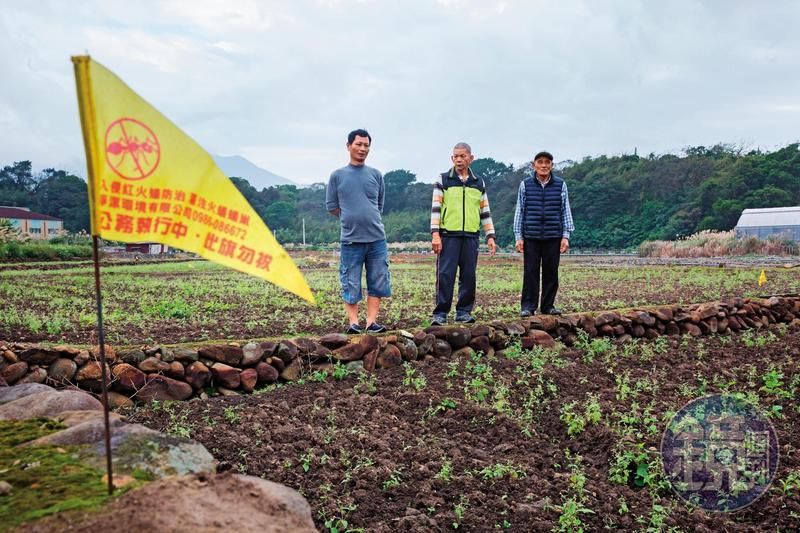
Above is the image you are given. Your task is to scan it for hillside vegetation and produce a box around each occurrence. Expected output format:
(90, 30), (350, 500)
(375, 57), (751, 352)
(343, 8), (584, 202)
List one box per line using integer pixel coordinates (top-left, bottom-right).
(2, 143), (798, 249)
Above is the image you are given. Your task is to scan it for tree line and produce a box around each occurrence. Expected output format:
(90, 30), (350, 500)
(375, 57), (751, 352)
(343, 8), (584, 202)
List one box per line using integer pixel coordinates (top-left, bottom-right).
(2, 143), (798, 249)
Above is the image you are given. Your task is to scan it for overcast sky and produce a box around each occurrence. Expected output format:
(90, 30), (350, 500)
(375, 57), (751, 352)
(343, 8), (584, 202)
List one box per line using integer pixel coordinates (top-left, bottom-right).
(1, 0), (798, 185)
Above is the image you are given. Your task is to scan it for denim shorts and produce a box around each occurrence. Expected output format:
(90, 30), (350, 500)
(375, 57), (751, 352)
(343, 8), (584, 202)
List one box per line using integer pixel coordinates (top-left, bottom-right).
(339, 239), (391, 304)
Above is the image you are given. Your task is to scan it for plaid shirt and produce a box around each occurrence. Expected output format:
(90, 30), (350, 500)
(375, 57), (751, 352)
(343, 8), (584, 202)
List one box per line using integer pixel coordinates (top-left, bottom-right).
(513, 175), (574, 241)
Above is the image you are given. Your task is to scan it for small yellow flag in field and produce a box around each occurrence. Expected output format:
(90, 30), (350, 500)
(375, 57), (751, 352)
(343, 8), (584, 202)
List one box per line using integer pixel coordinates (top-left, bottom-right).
(758, 269), (767, 287)
(71, 56), (313, 303)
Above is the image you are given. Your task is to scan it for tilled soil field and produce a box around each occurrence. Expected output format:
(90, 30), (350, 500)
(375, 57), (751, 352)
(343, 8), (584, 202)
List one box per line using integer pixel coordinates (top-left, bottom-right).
(129, 325), (800, 531)
(2, 256), (798, 345)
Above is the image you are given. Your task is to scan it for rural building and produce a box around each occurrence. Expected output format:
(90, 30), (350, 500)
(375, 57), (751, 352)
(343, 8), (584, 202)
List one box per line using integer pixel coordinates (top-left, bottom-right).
(125, 242), (170, 254)
(0, 206), (63, 239)
(735, 206), (800, 241)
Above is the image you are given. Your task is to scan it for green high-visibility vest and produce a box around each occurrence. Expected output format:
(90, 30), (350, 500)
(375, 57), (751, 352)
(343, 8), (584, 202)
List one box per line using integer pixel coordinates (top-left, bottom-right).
(440, 168), (484, 234)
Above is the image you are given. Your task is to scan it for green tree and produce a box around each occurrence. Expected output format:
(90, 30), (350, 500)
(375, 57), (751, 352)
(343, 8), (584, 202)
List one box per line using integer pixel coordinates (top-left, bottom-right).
(383, 169), (416, 212)
(263, 200), (296, 229)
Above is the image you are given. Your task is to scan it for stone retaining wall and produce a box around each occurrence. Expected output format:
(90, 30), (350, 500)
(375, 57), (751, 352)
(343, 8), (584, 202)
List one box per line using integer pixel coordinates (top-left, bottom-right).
(2, 295), (798, 404)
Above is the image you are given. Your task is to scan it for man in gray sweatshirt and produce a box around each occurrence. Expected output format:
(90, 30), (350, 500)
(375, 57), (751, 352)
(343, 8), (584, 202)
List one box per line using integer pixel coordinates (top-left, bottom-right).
(326, 129), (391, 333)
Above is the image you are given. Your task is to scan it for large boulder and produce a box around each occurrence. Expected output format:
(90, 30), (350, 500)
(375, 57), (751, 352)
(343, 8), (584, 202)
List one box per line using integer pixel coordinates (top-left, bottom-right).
(18, 367), (47, 384)
(275, 341), (299, 364)
(594, 311), (619, 327)
(240, 368), (258, 393)
(469, 335), (491, 355)
(198, 345), (243, 366)
(211, 363), (241, 390)
(0, 382), (53, 405)
(241, 342), (266, 367)
(17, 347), (61, 365)
(319, 333), (350, 349)
(75, 361), (112, 393)
(172, 347), (199, 363)
(377, 344), (402, 369)
(1, 362), (28, 385)
(330, 343), (364, 362)
(138, 357), (171, 373)
(90, 344), (117, 364)
(0, 389), (102, 420)
(85, 431), (216, 479)
(396, 337), (418, 362)
(112, 363), (147, 393)
(117, 348), (146, 365)
(446, 328), (471, 350)
(137, 374), (194, 402)
(47, 358), (78, 385)
(255, 362), (279, 384)
(185, 361), (211, 390)
(166, 361), (185, 380)
(416, 334), (436, 356)
(432, 339), (452, 358)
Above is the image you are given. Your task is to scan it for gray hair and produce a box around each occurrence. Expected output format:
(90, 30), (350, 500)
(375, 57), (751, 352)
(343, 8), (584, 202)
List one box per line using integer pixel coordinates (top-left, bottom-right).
(453, 142), (472, 154)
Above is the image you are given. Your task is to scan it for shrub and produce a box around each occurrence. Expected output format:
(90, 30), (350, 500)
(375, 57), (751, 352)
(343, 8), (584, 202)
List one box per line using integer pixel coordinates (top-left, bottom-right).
(0, 241), (93, 261)
(639, 230), (798, 257)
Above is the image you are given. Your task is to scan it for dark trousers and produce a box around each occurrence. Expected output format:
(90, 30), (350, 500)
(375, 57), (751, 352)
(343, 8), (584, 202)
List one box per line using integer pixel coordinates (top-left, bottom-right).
(434, 235), (479, 317)
(521, 237), (561, 312)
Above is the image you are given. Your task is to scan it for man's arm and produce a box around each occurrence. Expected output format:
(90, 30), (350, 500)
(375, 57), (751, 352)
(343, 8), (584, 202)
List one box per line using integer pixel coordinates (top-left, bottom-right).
(377, 171), (385, 214)
(561, 181), (575, 253)
(430, 177), (444, 254)
(325, 173), (340, 217)
(514, 180), (525, 253)
(479, 185), (496, 255)
(561, 181), (574, 239)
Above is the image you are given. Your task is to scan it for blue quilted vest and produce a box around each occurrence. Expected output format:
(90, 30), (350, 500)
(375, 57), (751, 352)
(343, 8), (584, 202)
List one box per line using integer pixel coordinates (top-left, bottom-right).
(522, 175), (564, 239)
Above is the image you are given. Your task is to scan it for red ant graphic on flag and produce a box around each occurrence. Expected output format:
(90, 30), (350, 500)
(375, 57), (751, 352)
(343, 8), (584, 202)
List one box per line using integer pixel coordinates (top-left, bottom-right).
(104, 118), (161, 180)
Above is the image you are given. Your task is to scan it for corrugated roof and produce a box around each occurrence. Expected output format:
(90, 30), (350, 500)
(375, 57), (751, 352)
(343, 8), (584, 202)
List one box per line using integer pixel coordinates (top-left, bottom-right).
(0, 206), (63, 221)
(735, 206), (800, 228)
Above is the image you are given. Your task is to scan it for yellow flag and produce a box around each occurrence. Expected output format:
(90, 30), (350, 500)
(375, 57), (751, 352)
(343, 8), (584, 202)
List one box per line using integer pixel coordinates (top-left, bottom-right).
(71, 56), (313, 303)
(758, 269), (767, 287)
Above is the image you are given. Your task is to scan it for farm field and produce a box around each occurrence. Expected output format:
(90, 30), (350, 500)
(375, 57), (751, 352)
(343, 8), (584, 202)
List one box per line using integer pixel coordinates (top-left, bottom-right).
(125, 325), (800, 531)
(1, 254), (798, 346)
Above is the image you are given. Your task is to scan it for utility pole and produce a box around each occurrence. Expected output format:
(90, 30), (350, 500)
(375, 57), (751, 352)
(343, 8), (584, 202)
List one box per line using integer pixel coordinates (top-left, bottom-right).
(302, 218), (306, 247)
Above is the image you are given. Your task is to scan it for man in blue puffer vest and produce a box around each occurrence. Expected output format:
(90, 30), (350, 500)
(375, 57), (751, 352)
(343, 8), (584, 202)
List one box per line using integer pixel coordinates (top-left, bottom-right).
(513, 151), (574, 316)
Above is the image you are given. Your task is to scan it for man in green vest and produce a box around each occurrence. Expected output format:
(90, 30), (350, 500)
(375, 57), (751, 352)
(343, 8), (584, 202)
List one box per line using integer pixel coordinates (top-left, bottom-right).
(430, 142), (497, 325)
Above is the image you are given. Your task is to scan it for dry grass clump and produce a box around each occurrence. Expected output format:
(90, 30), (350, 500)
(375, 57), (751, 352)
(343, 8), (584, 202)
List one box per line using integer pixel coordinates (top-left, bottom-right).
(638, 230), (798, 257)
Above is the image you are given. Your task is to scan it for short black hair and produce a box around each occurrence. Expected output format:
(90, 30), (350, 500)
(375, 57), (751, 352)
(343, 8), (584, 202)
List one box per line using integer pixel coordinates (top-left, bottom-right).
(348, 129), (371, 145)
(534, 151), (554, 161)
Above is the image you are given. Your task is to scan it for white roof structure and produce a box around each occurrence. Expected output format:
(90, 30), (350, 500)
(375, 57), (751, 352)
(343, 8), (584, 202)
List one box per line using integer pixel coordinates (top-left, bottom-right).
(735, 206), (800, 228)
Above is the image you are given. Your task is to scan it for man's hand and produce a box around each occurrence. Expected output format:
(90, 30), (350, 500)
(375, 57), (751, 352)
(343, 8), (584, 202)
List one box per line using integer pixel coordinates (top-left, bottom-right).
(329, 208), (341, 217)
(432, 233), (442, 254)
(560, 238), (569, 254)
(515, 239), (524, 253)
(487, 237), (497, 256)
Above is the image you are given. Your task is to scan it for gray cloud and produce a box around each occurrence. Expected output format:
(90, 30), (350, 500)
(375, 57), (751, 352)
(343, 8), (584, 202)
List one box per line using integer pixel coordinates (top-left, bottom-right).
(1, 0), (798, 184)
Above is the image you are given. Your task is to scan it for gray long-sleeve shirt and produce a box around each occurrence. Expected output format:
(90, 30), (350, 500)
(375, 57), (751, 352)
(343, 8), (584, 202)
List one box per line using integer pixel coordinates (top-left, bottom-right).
(325, 163), (386, 243)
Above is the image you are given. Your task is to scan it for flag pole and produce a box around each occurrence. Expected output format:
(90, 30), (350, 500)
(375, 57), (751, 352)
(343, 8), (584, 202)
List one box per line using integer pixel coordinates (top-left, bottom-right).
(91, 235), (115, 495)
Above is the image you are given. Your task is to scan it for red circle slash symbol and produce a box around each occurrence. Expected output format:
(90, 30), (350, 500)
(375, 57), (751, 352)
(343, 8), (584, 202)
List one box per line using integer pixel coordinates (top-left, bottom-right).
(104, 118), (161, 180)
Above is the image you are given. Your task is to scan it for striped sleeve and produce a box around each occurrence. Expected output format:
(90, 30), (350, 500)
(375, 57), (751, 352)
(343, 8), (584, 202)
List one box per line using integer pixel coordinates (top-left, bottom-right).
(480, 187), (496, 241)
(513, 180), (525, 241)
(562, 181), (575, 239)
(430, 177), (444, 233)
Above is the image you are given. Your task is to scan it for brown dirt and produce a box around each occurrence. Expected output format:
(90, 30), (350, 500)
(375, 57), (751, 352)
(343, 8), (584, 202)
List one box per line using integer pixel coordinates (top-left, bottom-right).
(119, 325), (800, 531)
(16, 472), (316, 532)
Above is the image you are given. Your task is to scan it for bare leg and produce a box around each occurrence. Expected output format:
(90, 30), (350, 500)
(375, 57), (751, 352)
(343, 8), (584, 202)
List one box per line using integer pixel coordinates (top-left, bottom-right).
(344, 302), (359, 325)
(365, 296), (381, 325)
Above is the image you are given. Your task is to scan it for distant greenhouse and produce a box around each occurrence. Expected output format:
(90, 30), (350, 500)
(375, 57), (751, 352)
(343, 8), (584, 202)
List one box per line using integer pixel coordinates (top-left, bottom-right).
(735, 206), (800, 241)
